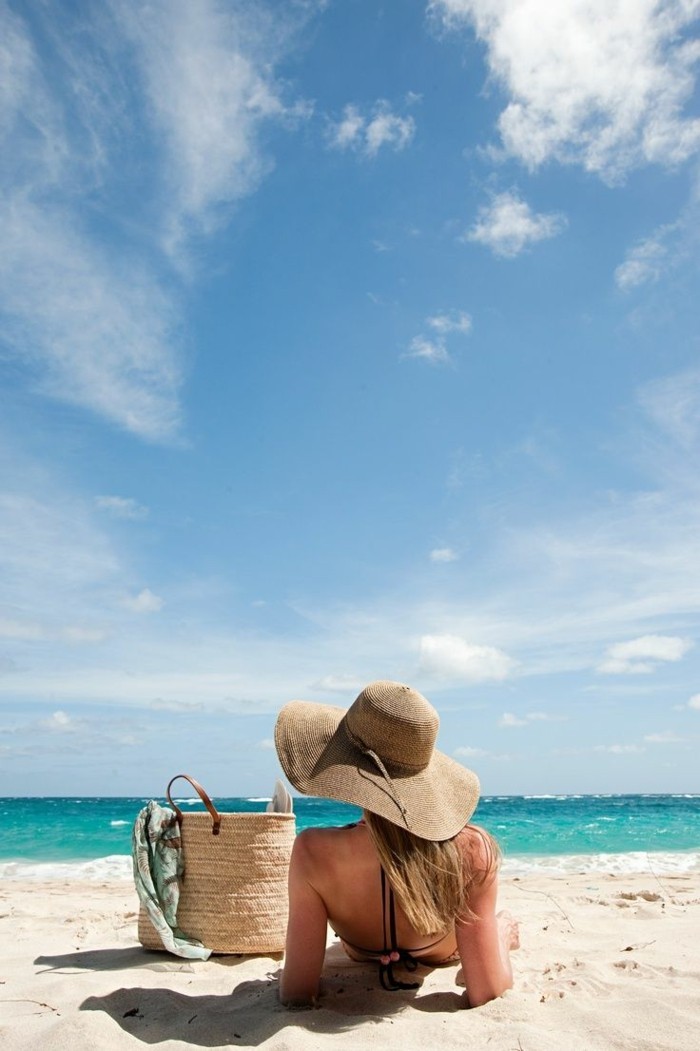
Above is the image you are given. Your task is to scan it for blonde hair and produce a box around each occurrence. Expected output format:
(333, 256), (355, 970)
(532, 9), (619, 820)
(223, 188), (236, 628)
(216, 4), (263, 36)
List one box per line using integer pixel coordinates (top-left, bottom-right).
(363, 811), (500, 935)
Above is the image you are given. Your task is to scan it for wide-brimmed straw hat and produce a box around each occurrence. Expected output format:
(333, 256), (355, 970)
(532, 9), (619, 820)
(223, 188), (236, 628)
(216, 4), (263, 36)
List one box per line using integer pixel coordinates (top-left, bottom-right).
(274, 680), (480, 841)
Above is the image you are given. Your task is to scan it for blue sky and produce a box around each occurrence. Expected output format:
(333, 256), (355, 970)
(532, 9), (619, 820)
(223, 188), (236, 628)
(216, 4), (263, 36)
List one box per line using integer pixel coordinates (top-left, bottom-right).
(1, 0), (699, 797)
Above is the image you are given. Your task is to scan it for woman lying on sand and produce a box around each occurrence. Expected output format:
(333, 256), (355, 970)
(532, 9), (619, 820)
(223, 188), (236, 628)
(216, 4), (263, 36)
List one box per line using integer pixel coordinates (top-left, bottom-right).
(274, 680), (519, 1008)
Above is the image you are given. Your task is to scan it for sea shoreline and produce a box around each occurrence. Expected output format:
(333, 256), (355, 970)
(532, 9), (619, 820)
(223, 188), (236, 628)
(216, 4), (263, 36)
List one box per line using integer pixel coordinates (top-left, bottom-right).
(2, 845), (699, 882)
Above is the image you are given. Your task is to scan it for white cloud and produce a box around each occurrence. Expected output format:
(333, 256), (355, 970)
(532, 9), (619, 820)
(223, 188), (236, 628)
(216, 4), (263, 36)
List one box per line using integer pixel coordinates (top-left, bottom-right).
(426, 311), (473, 335)
(499, 711), (526, 727)
(365, 106), (415, 156)
(430, 547), (459, 563)
(121, 588), (164, 614)
(404, 335), (452, 365)
(594, 743), (645, 755)
(688, 694), (700, 710)
(311, 675), (365, 694)
(615, 224), (679, 290)
(95, 496), (149, 520)
(498, 710), (562, 728)
(257, 738), (275, 750)
(467, 191), (566, 257)
(419, 633), (515, 681)
(598, 634), (693, 674)
(454, 745), (488, 757)
(331, 104), (365, 149)
(150, 698), (205, 712)
(327, 100), (415, 157)
(432, 0), (700, 182)
(407, 309), (472, 366)
(39, 710), (74, 733)
(643, 730), (683, 743)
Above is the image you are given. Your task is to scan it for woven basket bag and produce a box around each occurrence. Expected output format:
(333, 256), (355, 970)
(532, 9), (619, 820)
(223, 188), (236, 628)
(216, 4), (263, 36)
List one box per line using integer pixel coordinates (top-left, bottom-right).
(137, 774), (296, 955)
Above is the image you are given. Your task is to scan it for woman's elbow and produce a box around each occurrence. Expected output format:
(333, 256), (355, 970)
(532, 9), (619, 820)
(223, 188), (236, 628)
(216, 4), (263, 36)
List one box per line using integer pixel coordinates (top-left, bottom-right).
(465, 974), (513, 1009)
(279, 970), (320, 1009)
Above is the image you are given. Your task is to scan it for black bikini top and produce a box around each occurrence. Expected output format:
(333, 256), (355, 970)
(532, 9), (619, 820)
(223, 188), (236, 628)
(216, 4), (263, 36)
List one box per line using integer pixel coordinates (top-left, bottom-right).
(340, 868), (446, 991)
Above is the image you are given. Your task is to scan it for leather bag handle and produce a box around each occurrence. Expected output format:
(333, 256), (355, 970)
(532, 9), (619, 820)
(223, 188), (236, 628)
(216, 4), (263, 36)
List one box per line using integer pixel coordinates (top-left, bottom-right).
(166, 773), (222, 836)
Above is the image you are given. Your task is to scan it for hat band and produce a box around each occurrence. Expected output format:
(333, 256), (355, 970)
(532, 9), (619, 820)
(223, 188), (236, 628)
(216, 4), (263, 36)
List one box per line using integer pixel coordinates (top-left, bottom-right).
(344, 724), (411, 828)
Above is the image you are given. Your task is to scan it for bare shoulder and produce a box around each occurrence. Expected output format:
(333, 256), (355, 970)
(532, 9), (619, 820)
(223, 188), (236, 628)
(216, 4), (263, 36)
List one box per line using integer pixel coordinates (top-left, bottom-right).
(454, 823), (500, 882)
(290, 825), (355, 879)
(290, 827), (328, 867)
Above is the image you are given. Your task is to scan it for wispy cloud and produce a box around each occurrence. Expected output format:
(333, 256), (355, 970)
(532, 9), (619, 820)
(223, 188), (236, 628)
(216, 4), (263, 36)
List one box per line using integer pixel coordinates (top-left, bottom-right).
(643, 730), (684, 744)
(432, 0), (700, 182)
(453, 745), (489, 758)
(1, 359), (699, 718)
(688, 694), (700, 710)
(499, 710), (564, 727)
(121, 588), (164, 614)
(499, 712), (526, 727)
(95, 496), (149, 520)
(327, 100), (415, 157)
(406, 308), (473, 365)
(467, 191), (566, 257)
(310, 675), (366, 695)
(426, 311), (472, 335)
(638, 367), (700, 451)
(0, 1), (311, 440)
(0, 201), (183, 441)
(593, 743), (645, 755)
(0, 619), (106, 644)
(597, 634), (693, 675)
(615, 223), (680, 290)
(430, 547), (459, 563)
(112, 0), (309, 255)
(0, 489), (118, 609)
(404, 335), (452, 365)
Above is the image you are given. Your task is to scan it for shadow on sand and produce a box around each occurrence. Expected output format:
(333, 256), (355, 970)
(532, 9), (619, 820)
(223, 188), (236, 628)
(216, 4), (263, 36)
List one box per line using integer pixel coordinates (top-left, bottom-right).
(35, 947), (277, 975)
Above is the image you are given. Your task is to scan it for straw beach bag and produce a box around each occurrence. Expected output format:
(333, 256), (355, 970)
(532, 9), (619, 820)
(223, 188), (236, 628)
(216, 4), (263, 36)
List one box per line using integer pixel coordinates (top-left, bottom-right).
(137, 774), (296, 955)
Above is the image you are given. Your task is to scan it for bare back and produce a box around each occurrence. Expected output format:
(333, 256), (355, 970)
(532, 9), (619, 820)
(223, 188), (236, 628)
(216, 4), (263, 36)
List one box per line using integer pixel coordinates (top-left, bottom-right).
(300, 821), (458, 960)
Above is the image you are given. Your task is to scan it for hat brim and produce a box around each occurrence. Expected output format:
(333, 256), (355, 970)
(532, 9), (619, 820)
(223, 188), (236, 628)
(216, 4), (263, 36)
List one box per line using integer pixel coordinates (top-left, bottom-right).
(274, 700), (480, 841)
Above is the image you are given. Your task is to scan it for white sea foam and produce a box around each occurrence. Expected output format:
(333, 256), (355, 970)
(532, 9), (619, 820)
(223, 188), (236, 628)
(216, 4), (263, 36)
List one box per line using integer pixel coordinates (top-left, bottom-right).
(502, 850), (700, 877)
(2, 849), (698, 883)
(0, 855), (132, 882)
(247, 797), (272, 803)
(110, 820), (128, 827)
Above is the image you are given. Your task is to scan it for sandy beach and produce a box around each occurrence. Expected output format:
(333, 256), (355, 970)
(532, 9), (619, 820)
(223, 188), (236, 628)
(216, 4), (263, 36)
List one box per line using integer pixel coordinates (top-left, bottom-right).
(1, 870), (699, 1050)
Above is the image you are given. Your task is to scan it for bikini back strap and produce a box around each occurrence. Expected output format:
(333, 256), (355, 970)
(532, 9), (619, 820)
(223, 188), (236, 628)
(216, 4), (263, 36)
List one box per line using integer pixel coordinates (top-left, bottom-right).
(378, 869), (420, 992)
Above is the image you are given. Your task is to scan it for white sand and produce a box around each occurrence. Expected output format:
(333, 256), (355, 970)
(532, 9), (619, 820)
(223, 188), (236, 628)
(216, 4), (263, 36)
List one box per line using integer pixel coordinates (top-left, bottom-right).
(1, 872), (699, 1050)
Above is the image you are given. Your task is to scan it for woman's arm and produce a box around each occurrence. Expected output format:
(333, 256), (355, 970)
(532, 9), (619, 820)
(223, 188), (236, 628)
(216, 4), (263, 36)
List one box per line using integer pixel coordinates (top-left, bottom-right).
(279, 831), (329, 1007)
(455, 830), (514, 1008)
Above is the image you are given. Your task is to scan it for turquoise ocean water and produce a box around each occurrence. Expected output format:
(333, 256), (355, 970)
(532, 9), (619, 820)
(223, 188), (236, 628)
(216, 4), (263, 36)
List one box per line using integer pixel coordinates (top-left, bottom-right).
(1, 794), (698, 879)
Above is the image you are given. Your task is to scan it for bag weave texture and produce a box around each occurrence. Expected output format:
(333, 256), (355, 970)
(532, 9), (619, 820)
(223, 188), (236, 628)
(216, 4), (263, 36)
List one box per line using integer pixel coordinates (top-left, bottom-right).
(138, 809), (296, 955)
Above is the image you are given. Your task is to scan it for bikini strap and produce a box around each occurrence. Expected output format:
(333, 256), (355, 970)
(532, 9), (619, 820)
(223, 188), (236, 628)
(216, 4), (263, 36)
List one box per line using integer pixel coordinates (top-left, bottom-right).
(378, 869), (420, 992)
